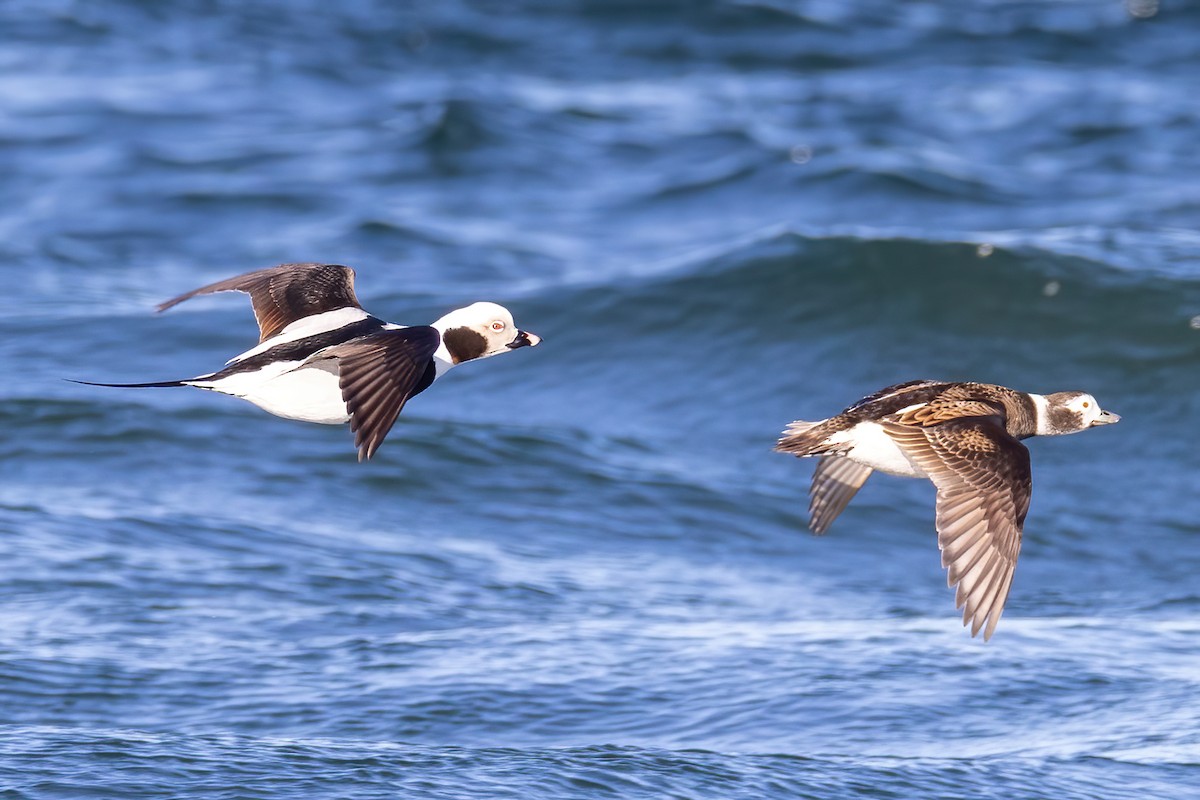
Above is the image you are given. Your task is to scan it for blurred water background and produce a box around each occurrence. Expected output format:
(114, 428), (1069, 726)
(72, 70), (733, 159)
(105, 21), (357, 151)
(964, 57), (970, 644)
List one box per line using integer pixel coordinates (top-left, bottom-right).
(1, 1), (1198, 797)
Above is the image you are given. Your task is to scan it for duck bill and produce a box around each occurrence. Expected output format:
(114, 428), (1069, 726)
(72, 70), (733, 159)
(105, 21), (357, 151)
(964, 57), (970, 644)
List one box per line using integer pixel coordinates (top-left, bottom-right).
(1091, 409), (1120, 426)
(506, 330), (541, 349)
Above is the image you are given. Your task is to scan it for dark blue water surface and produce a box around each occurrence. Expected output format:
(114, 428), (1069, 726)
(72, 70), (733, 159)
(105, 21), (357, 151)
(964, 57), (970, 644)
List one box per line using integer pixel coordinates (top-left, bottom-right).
(2, 2), (1198, 798)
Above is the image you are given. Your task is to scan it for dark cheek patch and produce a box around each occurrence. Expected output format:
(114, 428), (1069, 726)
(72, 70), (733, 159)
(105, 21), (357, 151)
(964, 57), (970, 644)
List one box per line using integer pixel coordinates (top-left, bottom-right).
(442, 327), (488, 364)
(1049, 407), (1079, 432)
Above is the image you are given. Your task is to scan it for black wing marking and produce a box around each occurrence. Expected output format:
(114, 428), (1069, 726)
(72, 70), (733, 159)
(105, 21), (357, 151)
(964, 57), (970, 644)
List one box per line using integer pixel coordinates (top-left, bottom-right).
(157, 264), (362, 343)
(884, 417), (1031, 641)
(320, 327), (441, 461)
(808, 457), (873, 535)
(845, 379), (945, 415)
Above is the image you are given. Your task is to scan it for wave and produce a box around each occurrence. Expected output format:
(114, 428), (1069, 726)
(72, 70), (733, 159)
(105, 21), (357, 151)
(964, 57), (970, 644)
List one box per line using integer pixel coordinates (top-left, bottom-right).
(528, 230), (1197, 367)
(484, 229), (1200, 479)
(1, 726), (1193, 799)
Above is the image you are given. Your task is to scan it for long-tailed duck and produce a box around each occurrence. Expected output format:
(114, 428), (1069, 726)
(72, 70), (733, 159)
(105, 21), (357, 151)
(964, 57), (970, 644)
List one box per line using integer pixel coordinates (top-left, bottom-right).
(775, 380), (1119, 640)
(77, 263), (541, 460)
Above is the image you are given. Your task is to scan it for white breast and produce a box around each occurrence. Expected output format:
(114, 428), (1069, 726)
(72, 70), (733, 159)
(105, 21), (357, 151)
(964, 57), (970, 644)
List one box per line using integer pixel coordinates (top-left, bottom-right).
(827, 421), (928, 478)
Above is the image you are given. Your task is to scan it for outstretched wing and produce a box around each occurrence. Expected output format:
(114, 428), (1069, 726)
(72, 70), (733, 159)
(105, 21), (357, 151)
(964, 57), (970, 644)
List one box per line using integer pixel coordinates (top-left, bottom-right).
(157, 264), (362, 342)
(320, 327), (442, 461)
(808, 457), (873, 535)
(884, 417), (1031, 641)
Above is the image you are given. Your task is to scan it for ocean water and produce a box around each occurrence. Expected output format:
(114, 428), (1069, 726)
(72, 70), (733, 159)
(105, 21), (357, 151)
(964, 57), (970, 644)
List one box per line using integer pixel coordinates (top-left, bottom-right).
(2, 1), (1198, 798)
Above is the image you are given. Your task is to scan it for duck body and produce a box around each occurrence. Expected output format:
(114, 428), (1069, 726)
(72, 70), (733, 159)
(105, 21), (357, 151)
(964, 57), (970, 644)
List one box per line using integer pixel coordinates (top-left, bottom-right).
(77, 263), (540, 460)
(777, 379), (1120, 640)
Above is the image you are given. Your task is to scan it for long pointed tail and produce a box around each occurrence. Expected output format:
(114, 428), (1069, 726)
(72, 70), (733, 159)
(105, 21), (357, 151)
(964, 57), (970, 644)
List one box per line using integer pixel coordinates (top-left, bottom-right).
(67, 378), (188, 389)
(774, 419), (831, 456)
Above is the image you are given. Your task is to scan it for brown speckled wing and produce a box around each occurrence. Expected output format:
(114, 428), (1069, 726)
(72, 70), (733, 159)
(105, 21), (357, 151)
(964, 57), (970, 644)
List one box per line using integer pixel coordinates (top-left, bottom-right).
(322, 327), (441, 461)
(895, 399), (1005, 427)
(808, 457), (873, 535)
(157, 264), (361, 342)
(883, 417), (1031, 641)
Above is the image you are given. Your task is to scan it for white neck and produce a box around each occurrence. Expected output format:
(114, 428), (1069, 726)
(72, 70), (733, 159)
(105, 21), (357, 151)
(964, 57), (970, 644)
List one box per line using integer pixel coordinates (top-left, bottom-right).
(431, 329), (457, 377)
(1030, 393), (1052, 436)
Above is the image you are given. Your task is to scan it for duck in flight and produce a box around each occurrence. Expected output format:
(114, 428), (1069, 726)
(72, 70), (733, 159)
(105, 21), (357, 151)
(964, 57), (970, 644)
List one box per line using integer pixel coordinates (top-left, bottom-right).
(776, 380), (1119, 640)
(77, 263), (541, 460)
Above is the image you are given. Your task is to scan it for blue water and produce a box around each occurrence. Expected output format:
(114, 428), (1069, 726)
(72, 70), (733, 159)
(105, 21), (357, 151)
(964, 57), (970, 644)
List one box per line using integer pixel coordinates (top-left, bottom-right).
(2, 2), (1199, 798)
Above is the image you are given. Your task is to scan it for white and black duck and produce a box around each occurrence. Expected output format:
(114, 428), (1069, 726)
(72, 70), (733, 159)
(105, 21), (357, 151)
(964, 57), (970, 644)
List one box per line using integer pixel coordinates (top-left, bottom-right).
(78, 263), (541, 460)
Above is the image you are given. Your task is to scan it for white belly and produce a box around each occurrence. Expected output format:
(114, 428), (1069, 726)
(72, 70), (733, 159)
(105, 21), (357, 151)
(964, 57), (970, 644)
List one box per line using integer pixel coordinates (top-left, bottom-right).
(191, 362), (349, 425)
(828, 421), (927, 478)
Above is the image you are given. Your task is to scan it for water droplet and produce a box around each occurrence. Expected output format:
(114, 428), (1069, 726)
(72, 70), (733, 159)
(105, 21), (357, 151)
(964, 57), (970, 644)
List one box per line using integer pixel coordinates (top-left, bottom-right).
(1043, 281), (1061, 297)
(789, 145), (812, 165)
(976, 243), (994, 258)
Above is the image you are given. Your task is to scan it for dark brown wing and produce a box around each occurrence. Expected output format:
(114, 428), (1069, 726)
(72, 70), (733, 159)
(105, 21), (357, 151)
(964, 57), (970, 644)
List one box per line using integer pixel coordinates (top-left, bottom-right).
(808, 457), (873, 535)
(884, 417), (1031, 641)
(844, 379), (946, 415)
(157, 264), (361, 342)
(321, 327), (441, 461)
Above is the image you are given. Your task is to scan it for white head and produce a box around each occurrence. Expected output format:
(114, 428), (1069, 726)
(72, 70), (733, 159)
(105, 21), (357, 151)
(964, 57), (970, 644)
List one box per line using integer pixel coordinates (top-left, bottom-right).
(432, 301), (541, 365)
(1036, 391), (1120, 436)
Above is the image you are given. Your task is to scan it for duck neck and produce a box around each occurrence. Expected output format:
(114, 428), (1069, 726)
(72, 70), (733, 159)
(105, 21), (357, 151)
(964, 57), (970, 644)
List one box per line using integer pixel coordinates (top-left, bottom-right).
(1022, 393), (1052, 438)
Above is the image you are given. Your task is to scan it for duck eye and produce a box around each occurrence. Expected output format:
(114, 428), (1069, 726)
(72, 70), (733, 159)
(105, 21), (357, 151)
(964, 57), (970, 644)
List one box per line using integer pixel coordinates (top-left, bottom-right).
(1082, 401), (1090, 408)
(491, 321), (505, 332)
